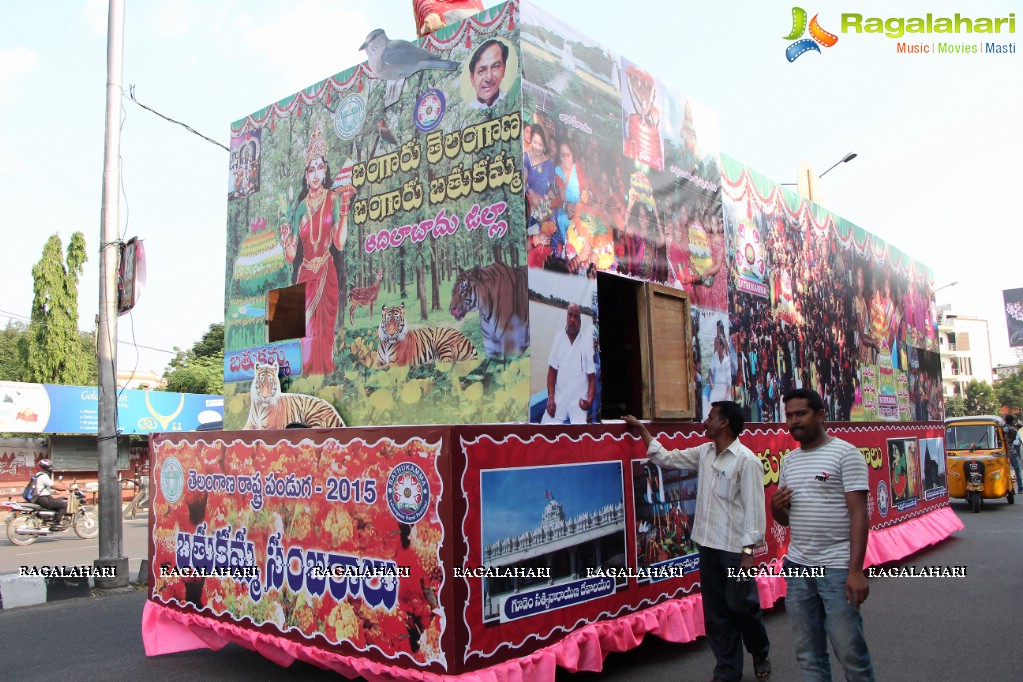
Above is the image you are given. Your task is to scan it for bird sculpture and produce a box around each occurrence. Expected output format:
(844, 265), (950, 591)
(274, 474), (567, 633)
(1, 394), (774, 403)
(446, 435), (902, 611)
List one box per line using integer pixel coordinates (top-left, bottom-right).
(359, 28), (460, 107)
(359, 28), (459, 81)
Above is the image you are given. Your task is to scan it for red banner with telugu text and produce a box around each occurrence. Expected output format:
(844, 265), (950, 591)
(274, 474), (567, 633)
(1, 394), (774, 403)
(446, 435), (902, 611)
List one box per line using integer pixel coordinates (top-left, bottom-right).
(456, 422), (947, 664)
(149, 430), (448, 671)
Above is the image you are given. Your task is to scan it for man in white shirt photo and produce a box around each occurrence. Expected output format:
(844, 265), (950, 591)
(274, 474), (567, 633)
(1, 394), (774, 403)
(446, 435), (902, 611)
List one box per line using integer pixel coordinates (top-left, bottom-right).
(542, 303), (595, 424)
(467, 39), (508, 109)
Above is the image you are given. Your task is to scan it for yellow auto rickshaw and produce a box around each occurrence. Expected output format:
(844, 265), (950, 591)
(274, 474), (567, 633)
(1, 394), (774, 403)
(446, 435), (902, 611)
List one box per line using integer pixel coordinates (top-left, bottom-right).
(944, 415), (1017, 512)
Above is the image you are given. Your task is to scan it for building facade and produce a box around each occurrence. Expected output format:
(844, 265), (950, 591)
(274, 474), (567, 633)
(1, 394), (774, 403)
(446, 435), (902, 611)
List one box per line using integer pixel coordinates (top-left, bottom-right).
(116, 369), (166, 391)
(937, 304), (994, 396)
(993, 363), (1022, 382)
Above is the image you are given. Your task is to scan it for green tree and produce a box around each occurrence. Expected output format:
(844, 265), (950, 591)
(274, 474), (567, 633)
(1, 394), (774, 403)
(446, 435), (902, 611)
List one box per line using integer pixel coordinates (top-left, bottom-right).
(994, 371), (1023, 415)
(0, 321), (96, 384)
(0, 321), (30, 381)
(944, 394), (966, 418)
(161, 323), (224, 395)
(963, 379), (998, 416)
(77, 330), (99, 385)
(27, 232), (91, 384)
(163, 355), (223, 394)
(189, 323), (224, 361)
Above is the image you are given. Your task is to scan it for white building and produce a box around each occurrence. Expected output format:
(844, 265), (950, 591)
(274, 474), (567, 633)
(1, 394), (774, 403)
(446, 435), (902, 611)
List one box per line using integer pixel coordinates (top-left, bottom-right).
(937, 305), (994, 396)
(115, 369), (165, 390)
(993, 363), (1022, 382)
(482, 495), (626, 621)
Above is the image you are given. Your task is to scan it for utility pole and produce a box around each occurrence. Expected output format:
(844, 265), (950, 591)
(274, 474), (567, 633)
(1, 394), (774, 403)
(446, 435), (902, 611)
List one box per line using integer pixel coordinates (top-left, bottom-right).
(94, 0), (128, 588)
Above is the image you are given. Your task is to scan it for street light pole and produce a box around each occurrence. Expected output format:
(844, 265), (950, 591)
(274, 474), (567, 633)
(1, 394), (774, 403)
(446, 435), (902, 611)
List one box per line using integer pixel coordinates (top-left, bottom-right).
(819, 152), (858, 179)
(94, 0), (128, 589)
(784, 152), (857, 204)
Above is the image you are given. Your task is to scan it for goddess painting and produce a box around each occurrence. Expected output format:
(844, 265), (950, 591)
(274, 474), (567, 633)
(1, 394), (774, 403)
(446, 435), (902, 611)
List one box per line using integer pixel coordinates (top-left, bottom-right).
(278, 120), (352, 375)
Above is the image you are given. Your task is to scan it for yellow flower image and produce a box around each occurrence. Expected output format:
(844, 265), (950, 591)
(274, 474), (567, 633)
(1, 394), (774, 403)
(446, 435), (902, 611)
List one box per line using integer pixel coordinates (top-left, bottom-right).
(325, 508), (355, 543)
(326, 601), (361, 642)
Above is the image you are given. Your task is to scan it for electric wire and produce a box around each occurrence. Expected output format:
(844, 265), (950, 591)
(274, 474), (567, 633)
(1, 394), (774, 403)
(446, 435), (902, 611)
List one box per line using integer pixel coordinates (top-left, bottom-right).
(4, 85), (222, 442)
(0, 309), (176, 355)
(125, 85), (229, 152)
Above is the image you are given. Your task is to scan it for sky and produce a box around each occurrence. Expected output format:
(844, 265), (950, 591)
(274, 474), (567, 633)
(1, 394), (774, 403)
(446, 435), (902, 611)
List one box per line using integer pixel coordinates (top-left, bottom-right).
(1, 0), (1019, 379)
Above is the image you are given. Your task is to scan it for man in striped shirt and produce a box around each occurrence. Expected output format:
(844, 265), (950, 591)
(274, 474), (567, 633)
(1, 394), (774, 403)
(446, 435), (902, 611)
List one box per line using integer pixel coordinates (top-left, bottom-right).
(625, 401), (771, 682)
(772, 388), (875, 681)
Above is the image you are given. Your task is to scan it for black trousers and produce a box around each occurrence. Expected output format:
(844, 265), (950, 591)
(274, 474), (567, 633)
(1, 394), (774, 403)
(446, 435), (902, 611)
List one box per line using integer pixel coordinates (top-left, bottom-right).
(35, 495), (67, 526)
(699, 546), (770, 682)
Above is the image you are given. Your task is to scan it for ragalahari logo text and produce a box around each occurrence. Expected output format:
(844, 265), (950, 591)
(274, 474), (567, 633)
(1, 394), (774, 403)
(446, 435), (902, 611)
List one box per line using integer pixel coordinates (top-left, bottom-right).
(784, 7), (839, 61)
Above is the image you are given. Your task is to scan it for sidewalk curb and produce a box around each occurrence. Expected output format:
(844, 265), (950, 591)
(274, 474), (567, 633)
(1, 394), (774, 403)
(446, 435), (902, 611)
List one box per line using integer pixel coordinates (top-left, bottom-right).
(0, 569), (145, 610)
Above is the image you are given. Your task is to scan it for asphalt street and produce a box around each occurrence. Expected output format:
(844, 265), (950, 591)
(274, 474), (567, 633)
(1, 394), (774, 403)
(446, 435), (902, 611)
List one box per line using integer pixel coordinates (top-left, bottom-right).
(1, 511), (149, 579)
(1, 499), (1021, 681)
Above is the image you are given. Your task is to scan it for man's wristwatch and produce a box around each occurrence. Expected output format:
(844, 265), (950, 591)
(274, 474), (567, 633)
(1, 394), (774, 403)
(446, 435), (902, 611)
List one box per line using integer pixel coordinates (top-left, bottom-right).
(742, 546), (755, 556)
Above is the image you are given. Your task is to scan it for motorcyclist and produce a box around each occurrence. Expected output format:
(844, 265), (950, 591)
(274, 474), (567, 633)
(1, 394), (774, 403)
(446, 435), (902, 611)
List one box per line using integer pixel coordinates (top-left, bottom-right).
(33, 459), (68, 530)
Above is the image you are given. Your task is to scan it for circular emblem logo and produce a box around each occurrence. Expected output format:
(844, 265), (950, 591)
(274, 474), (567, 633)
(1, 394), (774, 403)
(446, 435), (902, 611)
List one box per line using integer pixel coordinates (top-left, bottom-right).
(160, 456), (185, 504)
(876, 480), (890, 518)
(414, 89), (446, 133)
(386, 462), (430, 524)
(334, 93), (366, 140)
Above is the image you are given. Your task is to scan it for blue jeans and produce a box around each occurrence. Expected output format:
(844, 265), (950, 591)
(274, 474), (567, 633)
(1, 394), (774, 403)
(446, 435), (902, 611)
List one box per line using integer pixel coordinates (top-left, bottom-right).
(783, 560), (875, 682)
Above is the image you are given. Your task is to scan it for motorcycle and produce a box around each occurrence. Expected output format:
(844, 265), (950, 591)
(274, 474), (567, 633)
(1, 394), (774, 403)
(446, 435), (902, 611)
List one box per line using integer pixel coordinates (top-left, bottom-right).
(5, 482), (99, 546)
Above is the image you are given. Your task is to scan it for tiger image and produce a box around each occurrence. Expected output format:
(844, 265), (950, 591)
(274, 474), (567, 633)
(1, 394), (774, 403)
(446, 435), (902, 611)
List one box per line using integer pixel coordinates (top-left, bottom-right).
(448, 263), (529, 358)
(244, 362), (346, 429)
(377, 303), (478, 368)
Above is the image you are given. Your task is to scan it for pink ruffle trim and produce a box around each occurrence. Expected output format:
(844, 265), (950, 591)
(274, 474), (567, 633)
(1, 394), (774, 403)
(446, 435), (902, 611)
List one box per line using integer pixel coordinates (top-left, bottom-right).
(864, 505), (963, 567)
(143, 595), (704, 681)
(143, 507), (961, 680)
(754, 559), (788, 608)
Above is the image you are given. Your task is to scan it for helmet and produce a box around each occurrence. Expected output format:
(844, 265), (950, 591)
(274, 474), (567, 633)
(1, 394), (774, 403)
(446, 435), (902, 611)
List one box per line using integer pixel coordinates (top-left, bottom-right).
(38, 458), (54, 473)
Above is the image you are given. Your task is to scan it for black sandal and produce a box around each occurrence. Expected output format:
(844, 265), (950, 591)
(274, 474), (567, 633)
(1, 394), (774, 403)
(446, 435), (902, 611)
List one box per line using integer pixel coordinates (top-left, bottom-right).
(753, 655), (772, 680)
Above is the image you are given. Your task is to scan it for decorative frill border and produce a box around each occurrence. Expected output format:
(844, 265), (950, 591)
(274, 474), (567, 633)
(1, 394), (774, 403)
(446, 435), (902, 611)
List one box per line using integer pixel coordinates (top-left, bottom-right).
(143, 506), (961, 681)
(863, 504), (962, 567)
(720, 154), (933, 286)
(143, 596), (703, 681)
(754, 560), (787, 608)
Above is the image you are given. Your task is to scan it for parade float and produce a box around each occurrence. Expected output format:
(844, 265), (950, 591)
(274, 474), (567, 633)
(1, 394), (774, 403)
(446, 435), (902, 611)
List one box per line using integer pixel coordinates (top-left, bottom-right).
(143, 1), (962, 678)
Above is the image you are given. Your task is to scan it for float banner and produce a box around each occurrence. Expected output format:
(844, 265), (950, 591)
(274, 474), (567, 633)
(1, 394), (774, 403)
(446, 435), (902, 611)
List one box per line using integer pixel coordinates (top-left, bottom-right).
(458, 428), (701, 664)
(1003, 288), (1023, 347)
(737, 424), (948, 538)
(224, 342), (304, 383)
(223, 0), (528, 429)
(149, 431), (447, 670)
(644, 423), (948, 569)
(722, 157), (941, 423)
(457, 421), (946, 662)
(0, 381), (222, 434)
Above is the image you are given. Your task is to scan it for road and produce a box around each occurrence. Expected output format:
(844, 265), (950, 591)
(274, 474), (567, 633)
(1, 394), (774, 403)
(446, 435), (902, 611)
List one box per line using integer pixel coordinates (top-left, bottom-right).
(1, 512), (149, 580)
(1, 500), (1021, 681)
